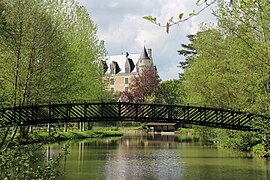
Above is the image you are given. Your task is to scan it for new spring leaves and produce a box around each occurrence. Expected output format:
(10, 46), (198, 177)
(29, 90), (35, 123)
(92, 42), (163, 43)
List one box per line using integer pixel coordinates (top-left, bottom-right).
(143, 0), (217, 33)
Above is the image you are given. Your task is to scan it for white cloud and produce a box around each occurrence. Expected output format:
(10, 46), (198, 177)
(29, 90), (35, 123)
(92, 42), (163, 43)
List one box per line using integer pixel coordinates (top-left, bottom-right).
(78, 0), (216, 80)
(159, 63), (181, 81)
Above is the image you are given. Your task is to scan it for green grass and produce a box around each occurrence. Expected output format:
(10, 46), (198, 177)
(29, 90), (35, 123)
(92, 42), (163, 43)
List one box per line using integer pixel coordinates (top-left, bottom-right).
(176, 128), (195, 135)
(27, 129), (123, 143)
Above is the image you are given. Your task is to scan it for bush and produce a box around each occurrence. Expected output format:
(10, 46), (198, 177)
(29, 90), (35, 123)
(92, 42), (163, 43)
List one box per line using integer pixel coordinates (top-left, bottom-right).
(27, 129), (123, 143)
(0, 144), (65, 179)
(252, 144), (264, 157)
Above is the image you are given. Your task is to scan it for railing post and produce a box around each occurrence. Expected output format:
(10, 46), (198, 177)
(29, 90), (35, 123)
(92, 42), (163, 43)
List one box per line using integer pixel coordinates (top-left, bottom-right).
(66, 101), (69, 120)
(187, 104), (190, 121)
(152, 104), (155, 119)
(168, 105), (172, 120)
(118, 102), (121, 119)
(48, 103), (51, 135)
(221, 107), (224, 123)
(101, 103), (104, 118)
(18, 106), (21, 125)
(12, 107), (15, 125)
(84, 103), (87, 120)
(204, 105), (207, 121)
(31, 103), (34, 123)
(136, 104), (138, 121)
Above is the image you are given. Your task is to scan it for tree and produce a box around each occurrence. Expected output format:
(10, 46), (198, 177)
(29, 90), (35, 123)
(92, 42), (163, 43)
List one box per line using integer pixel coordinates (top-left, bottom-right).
(143, 0), (270, 155)
(0, 0), (72, 142)
(0, 0), (107, 106)
(129, 68), (160, 102)
(0, 0), (107, 144)
(42, 0), (108, 102)
(182, 1), (270, 156)
(156, 79), (185, 104)
(178, 34), (197, 79)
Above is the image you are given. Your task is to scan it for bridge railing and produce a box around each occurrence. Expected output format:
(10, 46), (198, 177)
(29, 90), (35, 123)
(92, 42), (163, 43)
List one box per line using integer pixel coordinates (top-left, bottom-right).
(0, 102), (268, 131)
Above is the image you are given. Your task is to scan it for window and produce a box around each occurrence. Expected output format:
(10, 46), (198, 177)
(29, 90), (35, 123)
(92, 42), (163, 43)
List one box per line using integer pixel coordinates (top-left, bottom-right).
(125, 78), (128, 84)
(110, 63), (115, 74)
(111, 88), (114, 92)
(125, 87), (128, 92)
(125, 62), (130, 73)
(110, 79), (114, 85)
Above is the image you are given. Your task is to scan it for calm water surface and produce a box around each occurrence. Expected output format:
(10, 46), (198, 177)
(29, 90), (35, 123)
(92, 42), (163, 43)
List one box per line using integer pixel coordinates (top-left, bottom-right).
(49, 135), (270, 180)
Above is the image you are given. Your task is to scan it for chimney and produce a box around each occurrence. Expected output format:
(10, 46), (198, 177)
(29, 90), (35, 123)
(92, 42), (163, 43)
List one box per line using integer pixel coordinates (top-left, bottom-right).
(147, 48), (152, 60)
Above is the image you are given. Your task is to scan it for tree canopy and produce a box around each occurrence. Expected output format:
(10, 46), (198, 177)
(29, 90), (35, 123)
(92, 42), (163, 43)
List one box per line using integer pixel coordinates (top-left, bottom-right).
(156, 79), (185, 104)
(129, 68), (160, 102)
(181, 0), (270, 157)
(0, 0), (108, 107)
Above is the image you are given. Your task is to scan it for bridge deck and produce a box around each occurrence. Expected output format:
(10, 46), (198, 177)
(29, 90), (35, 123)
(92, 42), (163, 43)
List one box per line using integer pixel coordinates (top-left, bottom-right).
(0, 102), (268, 131)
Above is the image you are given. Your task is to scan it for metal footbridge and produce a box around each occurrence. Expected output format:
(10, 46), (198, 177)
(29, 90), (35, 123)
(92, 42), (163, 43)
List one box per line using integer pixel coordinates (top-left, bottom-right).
(0, 102), (268, 131)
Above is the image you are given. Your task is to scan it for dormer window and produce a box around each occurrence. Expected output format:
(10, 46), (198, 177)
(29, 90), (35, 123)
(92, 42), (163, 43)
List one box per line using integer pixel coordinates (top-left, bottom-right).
(125, 58), (135, 73)
(110, 61), (121, 74)
(125, 61), (130, 73)
(110, 63), (115, 74)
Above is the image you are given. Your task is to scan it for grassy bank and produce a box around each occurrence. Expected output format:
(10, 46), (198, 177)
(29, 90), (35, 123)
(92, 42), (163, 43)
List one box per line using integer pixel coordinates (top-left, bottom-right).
(176, 127), (268, 158)
(27, 128), (123, 144)
(175, 128), (200, 142)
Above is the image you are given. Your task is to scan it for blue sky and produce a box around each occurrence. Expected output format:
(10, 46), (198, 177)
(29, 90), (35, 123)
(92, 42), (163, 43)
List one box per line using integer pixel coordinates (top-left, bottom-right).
(78, 0), (216, 80)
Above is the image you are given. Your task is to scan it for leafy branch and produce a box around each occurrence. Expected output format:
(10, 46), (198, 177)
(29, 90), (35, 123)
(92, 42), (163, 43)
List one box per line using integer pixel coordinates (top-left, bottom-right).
(143, 0), (218, 33)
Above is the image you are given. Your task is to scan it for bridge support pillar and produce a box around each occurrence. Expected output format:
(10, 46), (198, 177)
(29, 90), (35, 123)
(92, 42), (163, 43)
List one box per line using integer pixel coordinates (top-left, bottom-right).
(78, 122), (84, 132)
(47, 123), (50, 135)
(64, 124), (67, 132)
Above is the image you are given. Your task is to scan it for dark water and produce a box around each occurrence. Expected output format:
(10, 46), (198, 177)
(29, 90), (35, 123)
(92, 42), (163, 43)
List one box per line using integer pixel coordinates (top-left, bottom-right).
(48, 135), (269, 180)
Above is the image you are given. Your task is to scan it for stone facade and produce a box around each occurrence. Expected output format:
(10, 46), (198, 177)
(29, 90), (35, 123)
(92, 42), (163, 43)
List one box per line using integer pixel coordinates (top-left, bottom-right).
(105, 46), (157, 93)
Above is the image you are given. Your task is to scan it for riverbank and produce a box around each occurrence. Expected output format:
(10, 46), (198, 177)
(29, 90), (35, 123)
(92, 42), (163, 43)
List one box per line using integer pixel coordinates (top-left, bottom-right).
(4, 125), (267, 159)
(176, 127), (269, 158)
(25, 128), (123, 144)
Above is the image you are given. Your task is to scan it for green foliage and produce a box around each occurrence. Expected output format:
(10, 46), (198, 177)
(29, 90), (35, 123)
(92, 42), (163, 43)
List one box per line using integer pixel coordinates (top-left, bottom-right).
(156, 79), (185, 104)
(142, 16), (157, 23)
(217, 130), (258, 151)
(252, 144), (265, 157)
(142, 0), (217, 33)
(193, 126), (217, 142)
(175, 128), (200, 142)
(0, 144), (64, 179)
(178, 13), (184, 20)
(0, 0), (107, 106)
(181, 0), (270, 156)
(28, 129), (123, 143)
(178, 34), (197, 79)
(0, 0), (109, 143)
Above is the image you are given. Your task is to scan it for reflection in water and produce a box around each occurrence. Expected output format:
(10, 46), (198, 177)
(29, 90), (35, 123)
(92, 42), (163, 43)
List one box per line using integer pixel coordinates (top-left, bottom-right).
(104, 144), (183, 179)
(56, 135), (270, 180)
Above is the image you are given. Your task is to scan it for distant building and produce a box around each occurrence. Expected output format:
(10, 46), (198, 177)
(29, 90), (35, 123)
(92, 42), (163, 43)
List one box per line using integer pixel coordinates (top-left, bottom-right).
(105, 46), (157, 93)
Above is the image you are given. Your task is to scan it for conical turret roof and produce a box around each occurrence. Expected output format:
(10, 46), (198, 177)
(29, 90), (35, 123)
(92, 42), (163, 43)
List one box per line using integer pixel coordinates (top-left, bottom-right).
(139, 46), (150, 60)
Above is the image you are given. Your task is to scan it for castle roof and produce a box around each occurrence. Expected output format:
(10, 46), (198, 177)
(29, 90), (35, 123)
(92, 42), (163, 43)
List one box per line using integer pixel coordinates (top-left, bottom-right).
(106, 46), (154, 75)
(139, 46), (150, 60)
(106, 53), (140, 74)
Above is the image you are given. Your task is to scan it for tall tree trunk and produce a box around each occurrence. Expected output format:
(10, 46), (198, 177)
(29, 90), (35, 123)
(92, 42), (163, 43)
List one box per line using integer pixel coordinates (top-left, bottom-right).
(8, 0), (24, 145)
(19, 33), (36, 141)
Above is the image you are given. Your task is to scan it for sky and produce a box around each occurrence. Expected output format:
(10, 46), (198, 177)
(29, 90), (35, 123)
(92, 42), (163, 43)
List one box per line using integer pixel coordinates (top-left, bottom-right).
(78, 0), (216, 81)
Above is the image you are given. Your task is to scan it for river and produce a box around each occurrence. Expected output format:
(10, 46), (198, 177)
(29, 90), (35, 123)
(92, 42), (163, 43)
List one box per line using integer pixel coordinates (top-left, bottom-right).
(47, 135), (269, 180)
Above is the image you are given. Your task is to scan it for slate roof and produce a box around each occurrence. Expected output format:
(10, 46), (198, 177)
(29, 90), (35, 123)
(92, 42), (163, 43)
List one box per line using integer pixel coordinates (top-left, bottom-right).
(139, 46), (150, 60)
(106, 53), (140, 74)
(127, 58), (135, 72)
